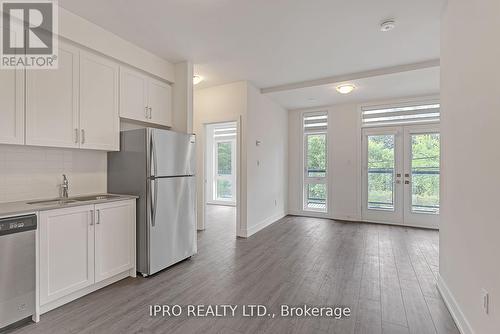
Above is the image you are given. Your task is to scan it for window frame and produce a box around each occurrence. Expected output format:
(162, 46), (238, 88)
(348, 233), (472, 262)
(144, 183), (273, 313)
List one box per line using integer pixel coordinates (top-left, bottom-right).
(302, 111), (329, 213)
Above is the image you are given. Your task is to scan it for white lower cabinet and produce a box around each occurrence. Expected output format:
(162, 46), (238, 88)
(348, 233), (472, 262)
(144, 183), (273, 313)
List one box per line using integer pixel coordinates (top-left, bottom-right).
(94, 201), (135, 282)
(39, 205), (95, 305)
(38, 200), (135, 312)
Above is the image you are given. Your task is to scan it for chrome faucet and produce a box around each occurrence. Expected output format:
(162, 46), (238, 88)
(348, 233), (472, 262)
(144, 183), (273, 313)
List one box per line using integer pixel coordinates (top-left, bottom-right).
(61, 174), (69, 199)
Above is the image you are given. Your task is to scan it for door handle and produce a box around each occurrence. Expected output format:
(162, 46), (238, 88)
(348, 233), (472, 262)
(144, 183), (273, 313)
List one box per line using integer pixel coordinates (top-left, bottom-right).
(96, 209), (101, 224)
(150, 179), (157, 227)
(90, 210), (94, 226)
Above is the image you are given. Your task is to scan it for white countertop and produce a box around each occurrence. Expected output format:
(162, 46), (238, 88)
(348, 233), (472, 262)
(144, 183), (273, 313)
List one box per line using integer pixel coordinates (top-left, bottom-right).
(0, 194), (138, 217)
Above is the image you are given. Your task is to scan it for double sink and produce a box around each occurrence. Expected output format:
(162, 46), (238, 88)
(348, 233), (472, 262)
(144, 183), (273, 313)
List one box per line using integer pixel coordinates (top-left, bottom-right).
(27, 194), (120, 206)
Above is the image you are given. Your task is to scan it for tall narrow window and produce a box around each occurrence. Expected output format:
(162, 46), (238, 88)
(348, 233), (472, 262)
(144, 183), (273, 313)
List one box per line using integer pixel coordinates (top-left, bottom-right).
(213, 125), (237, 204)
(303, 112), (328, 212)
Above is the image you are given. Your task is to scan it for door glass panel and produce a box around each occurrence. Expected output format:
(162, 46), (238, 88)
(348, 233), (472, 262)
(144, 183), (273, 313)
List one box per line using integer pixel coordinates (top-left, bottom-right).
(306, 134), (326, 177)
(411, 133), (440, 214)
(367, 135), (395, 210)
(306, 184), (326, 211)
(216, 179), (232, 200)
(217, 142), (232, 175)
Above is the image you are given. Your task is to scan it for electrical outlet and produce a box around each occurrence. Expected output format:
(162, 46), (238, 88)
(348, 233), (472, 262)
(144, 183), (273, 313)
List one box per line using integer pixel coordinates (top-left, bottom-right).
(481, 289), (489, 314)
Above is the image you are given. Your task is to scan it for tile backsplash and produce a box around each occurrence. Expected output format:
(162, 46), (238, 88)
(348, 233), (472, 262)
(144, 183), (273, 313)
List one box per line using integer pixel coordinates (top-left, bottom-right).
(0, 145), (107, 203)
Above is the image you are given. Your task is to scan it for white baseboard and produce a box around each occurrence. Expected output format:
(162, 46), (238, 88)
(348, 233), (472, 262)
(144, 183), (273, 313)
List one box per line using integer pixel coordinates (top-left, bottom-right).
(245, 211), (285, 237)
(437, 274), (474, 334)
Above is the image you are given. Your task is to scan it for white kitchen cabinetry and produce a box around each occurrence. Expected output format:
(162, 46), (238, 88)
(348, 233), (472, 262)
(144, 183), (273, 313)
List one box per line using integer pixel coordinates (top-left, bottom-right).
(80, 52), (120, 151)
(38, 199), (136, 313)
(148, 78), (172, 127)
(94, 201), (135, 282)
(0, 68), (24, 145)
(26, 42), (80, 148)
(119, 66), (172, 127)
(39, 205), (95, 305)
(119, 67), (148, 121)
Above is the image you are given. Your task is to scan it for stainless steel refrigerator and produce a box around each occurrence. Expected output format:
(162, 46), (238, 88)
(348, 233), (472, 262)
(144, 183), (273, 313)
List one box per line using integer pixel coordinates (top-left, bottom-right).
(108, 128), (196, 276)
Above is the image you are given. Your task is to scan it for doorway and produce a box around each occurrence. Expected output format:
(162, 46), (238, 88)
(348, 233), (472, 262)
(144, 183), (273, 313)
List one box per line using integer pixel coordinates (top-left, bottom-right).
(204, 122), (238, 234)
(362, 124), (440, 229)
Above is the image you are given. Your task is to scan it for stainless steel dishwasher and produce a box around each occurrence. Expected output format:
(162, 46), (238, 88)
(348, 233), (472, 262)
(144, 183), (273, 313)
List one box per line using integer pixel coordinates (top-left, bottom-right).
(0, 214), (37, 330)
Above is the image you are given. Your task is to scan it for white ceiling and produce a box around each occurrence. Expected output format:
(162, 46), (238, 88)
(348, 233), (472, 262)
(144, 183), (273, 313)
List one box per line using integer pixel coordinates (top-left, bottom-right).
(267, 67), (440, 110)
(59, 0), (444, 109)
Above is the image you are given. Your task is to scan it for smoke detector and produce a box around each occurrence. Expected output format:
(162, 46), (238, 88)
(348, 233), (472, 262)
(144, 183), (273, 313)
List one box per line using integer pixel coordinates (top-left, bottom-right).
(380, 19), (396, 32)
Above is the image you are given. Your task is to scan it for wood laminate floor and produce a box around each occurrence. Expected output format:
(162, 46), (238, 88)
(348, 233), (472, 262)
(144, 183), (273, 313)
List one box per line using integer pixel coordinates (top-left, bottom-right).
(10, 206), (459, 334)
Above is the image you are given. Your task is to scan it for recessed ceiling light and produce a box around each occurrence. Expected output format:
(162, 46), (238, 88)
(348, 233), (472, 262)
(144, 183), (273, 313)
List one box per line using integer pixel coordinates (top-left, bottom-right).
(193, 75), (203, 85)
(380, 19), (396, 32)
(336, 84), (356, 94)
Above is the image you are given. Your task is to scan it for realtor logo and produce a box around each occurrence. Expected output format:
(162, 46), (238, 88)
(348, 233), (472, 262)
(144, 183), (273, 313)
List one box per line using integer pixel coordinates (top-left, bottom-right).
(1, 0), (58, 68)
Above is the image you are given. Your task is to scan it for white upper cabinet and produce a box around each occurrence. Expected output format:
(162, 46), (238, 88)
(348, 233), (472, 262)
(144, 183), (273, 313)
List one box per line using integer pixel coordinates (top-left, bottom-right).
(148, 78), (172, 127)
(26, 42), (80, 148)
(79, 51), (120, 151)
(119, 66), (172, 127)
(0, 68), (24, 145)
(119, 67), (148, 122)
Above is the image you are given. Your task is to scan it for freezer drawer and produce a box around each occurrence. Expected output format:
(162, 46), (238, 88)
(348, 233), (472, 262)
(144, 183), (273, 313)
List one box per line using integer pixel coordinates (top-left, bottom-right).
(147, 176), (196, 275)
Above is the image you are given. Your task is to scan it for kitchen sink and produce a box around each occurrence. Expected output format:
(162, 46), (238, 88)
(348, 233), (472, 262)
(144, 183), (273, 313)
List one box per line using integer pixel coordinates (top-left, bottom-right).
(27, 199), (78, 206)
(72, 194), (120, 201)
(27, 194), (120, 206)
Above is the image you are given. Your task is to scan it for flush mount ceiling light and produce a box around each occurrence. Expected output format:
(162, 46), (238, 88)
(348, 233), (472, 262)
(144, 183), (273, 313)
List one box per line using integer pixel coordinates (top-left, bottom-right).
(193, 75), (203, 85)
(335, 84), (356, 94)
(380, 19), (396, 32)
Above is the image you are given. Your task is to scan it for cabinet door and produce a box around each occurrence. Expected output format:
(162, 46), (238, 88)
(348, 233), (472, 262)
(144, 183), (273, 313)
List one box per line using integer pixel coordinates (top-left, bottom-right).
(120, 66), (148, 122)
(39, 205), (95, 305)
(95, 200), (135, 283)
(0, 68), (24, 145)
(148, 78), (172, 127)
(80, 51), (120, 151)
(26, 42), (79, 148)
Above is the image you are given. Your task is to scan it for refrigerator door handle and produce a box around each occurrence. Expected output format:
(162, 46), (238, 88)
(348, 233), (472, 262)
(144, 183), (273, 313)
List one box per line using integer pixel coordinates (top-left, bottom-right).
(150, 179), (158, 227)
(150, 130), (158, 177)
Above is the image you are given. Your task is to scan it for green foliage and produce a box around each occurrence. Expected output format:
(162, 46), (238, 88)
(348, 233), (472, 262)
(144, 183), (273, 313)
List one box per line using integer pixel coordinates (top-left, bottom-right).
(307, 134), (326, 177)
(217, 142), (232, 175)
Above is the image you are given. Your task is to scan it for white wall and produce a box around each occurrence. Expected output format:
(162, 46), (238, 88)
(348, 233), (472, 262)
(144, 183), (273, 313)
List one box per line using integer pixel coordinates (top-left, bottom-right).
(439, 1), (500, 333)
(0, 145), (106, 203)
(246, 84), (288, 235)
(59, 7), (174, 82)
(194, 81), (248, 235)
(194, 81), (288, 237)
(288, 104), (360, 221)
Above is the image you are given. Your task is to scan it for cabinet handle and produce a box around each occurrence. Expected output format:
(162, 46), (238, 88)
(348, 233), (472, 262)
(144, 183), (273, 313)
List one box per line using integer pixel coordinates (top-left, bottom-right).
(96, 209), (101, 224)
(75, 129), (79, 143)
(90, 210), (94, 226)
(81, 129), (85, 144)
(145, 106), (149, 119)
(149, 107), (152, 119)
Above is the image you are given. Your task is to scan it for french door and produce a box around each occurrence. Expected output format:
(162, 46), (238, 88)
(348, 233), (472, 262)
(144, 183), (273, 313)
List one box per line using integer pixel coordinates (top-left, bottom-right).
(362, 124), (440, 228)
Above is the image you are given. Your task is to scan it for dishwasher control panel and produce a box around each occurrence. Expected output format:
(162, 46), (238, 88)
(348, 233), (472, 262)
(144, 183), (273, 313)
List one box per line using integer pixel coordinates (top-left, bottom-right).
(0, 214), (37, 236)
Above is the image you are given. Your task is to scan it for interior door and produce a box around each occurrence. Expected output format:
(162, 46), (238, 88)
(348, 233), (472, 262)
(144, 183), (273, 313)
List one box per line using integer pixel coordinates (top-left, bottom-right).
(362, 127), (403, 224)
(148, 176), (196, 274)
(403, 125), (440, 228)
